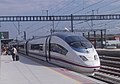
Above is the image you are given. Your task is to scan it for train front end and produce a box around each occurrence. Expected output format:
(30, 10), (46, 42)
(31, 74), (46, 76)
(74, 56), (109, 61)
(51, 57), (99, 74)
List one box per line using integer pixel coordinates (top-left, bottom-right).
(65, 35), (100, 75)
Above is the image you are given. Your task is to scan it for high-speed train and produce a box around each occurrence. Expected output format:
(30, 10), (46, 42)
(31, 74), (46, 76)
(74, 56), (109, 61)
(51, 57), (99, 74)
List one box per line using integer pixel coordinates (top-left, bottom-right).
(15, 33), (100, 75)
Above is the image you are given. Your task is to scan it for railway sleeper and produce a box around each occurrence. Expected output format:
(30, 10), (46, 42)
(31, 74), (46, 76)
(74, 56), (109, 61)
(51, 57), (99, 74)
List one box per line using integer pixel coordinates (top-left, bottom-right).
(101, 60), (120, 68)
(100, 55), (120, 59)
(100, 56), (120, 62)
(100, 66), (120, 73)
(100, 59), (120, 64)
(99, 69), (120, 77)
(94, 72), (120, 84)
(101, 63), (120, 69)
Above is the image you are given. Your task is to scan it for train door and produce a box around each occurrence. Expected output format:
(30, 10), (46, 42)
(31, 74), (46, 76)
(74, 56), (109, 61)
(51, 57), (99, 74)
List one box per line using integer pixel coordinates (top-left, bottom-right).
(25, 40), (29, 55)
(45, 36), (51, 62)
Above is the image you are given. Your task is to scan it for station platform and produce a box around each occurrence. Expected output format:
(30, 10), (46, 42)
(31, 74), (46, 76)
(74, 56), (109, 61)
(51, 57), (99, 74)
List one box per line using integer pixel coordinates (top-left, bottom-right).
(0, 55), (103, 84)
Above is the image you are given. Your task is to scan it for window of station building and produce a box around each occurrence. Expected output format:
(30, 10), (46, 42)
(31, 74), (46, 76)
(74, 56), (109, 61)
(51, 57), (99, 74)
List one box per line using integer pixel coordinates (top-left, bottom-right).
(50, 43), (68, 55)
(31, 44), (43, 50)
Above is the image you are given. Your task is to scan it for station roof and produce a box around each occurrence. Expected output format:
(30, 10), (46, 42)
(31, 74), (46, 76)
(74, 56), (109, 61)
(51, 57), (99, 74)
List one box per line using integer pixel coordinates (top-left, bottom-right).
(1, 39), (13, 44)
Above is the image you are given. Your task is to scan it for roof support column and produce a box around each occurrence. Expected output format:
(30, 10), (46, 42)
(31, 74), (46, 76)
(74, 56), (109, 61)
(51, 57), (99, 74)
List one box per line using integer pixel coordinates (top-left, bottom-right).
(71, 14), (73, 32)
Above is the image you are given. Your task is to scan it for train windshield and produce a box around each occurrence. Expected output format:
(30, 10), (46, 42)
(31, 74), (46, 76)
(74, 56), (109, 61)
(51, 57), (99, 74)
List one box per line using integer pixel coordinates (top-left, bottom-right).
(65, 36), (92, 49)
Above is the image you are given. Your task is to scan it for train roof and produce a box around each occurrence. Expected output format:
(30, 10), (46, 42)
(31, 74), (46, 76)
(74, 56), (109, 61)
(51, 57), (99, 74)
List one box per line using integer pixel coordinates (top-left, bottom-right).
(52, 32), (84, 40)
(53, 32), (75, 36)
(30, 33), (79, 40)
(28, 32), (86, 42)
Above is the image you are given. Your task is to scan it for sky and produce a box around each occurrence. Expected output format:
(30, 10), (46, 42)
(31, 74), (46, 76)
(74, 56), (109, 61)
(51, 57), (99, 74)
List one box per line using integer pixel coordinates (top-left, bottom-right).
(0, 0), (120, 40)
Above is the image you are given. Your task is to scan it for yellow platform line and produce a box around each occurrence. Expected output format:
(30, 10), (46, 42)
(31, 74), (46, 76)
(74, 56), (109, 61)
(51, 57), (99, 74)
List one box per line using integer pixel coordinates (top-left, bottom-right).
(45, 66), (81, 84)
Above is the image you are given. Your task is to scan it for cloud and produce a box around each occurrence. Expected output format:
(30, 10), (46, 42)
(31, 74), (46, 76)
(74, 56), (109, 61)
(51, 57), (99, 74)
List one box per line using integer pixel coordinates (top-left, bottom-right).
(0, 0), (68, 15)
(0, 0), (39, 15)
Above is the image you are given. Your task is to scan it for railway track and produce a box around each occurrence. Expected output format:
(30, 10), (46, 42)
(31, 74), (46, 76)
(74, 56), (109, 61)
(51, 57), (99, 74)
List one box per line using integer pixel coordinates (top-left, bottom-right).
(90, 55), (120, 84)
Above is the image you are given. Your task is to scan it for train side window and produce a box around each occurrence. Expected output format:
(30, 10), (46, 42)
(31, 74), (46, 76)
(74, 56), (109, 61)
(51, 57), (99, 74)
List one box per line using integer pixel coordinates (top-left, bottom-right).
(31, 44), (43, 50)
(50, 43), (68, 55)
(39, 44), (43, 51)
(31, 44), (39, 50)
(18, 45), (24, 49)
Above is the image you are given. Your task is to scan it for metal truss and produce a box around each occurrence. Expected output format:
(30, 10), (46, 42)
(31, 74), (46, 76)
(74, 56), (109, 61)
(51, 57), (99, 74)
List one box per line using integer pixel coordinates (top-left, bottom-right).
(0, 14), (120, 22)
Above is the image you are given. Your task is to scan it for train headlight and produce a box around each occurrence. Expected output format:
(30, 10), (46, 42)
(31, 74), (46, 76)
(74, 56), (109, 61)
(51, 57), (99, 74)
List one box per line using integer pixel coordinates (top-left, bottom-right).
(94, 55), (98, 60)
(79, 55), (88, 61)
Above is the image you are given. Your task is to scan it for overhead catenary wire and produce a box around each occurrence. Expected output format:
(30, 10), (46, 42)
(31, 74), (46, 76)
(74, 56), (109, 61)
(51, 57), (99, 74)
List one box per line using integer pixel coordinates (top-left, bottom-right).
(23, 0), (120, 39)
(84, 0), (120, 14)
(52, 0), (75, 15)
(25, 22), (40, 31)
(72, 0), (105, 14)
(24, 0), (75, 36)
(73, 0), (120, 32)
(48, 0), (71, 14)
(28, 23), (52, 35)
(25, 0), (106, 35)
